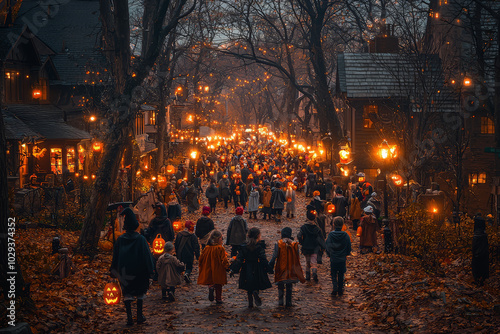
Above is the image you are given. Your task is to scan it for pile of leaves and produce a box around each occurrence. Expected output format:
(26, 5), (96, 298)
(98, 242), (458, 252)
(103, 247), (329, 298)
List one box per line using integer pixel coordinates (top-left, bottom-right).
(11, 227), (115, 333)
(356, 252), (500, 333)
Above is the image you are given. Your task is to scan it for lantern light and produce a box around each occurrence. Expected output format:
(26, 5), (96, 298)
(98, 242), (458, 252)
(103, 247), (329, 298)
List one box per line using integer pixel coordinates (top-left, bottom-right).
(32, 88), (42, 99)
(463, 78), (471, 86)
(89, 115), (96, 122)
(93, 142), (102, 151)
(152, 234), (165, 255)
(190, 150), (198, 159)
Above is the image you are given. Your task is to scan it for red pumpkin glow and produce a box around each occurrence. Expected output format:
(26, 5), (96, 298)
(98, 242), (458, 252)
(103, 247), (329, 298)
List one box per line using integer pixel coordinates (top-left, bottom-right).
(152, 234), (165, 255)
(326, 203), (335, 214)
(103, 283), (121, 305)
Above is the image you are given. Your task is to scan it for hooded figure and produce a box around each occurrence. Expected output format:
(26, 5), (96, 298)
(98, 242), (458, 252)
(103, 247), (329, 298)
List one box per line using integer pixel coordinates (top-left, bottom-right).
(186, 184), (200, 213)
(111, 207), (154, 325)
(146, 203), (175, 243)
(247, 186), (260, 219)
(472, 214), (489, 285)
(226, 207), (249, 256)
(297, 206), (326, 282)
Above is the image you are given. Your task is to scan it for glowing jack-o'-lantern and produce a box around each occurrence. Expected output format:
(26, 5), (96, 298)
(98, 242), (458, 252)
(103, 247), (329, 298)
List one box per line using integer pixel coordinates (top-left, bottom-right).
(172, 220), (184, 232)
(166, 165), (176, 174)
(103, 283), (121, 305)
(326, 203), (335, 214)
(235, 186), (241, 196)
(209, 171), (215, 176)
(391, 174), (403, 186)
(287, 197), (292, 202)
(152, 234), (165, 255)
(157, 175), (167, 188)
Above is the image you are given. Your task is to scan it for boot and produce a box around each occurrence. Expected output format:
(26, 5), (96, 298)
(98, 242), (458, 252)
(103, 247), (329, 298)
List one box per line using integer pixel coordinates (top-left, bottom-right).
(291, 214), (294, 218)
(161, 289), (167, 300)
(247, 291), (254, 308)
(285, 286), (293, 307)
(253, 291), (262, 306)
(278, 287), (284, 306)
(136, 299), (146, 324)
(124, 300), (133, 326)
(312, 269), (318, 283)
(305, 271), (311, 281)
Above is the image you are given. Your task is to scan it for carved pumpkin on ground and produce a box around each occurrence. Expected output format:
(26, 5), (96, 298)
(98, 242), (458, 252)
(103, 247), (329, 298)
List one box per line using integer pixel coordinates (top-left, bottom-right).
(152, 234), (165, 255)
(103, 283), (121, 305)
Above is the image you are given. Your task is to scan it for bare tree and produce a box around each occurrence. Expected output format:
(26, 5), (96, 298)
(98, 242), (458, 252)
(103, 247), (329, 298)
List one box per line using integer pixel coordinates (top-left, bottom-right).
(77, 0), (196, 255)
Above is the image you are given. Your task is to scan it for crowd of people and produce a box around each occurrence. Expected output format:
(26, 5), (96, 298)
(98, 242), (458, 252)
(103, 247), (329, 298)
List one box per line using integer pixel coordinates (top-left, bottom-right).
(109, 139), (490, 327)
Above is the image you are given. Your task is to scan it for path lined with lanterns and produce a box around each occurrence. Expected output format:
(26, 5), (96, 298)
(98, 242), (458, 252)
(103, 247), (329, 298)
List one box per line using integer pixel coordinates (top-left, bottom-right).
(91, 125), (392, 333)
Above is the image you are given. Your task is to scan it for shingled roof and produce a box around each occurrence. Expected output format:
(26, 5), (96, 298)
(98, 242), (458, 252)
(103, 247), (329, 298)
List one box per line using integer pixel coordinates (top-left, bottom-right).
(336, 53), (458, 112)
(3, 104), (91, 140)
(0, 0), (105, 85)
(3, 109), (42, 141)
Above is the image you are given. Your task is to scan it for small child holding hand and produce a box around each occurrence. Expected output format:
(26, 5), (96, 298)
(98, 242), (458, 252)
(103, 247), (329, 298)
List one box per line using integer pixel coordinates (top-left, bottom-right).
(197, 230), (230, 304)
(157, 241), (185, 301)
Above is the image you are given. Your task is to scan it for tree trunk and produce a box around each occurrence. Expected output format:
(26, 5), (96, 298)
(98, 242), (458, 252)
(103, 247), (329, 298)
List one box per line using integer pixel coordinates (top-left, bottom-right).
(77, 121), (131, 255)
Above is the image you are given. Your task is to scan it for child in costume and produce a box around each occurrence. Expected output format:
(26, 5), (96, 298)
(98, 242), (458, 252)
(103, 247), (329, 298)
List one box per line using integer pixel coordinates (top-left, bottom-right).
(157, 241), (185, 301)
(230, 227), (272, 307)
(197, 230), (230, 304)
(269, 227), (305, 307)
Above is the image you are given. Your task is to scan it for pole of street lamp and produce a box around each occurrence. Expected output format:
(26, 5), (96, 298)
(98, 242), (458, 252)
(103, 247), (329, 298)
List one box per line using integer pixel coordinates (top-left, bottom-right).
(384, 170), (388, 218)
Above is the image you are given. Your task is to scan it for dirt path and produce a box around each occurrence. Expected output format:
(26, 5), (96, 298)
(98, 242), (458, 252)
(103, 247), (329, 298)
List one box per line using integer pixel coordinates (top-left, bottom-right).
(88, 191), (385, 333)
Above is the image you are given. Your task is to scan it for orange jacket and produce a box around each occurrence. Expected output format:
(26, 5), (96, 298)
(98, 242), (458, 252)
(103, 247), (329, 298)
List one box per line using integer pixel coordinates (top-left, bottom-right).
(197, 244), (230, 285)
(273, 239), (305, 283)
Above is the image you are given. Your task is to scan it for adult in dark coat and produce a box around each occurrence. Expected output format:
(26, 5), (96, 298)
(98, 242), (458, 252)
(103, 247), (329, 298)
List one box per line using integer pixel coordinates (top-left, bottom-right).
(186, 184), (199, 213)
(146, 203), (175, 243)
(270, 182), (286, 222)
(111, 207), (154, 326)
(205, 180), (219, 213)
(325, 217), (352, 296)
(230, 227), (272, 307)
(472, 214), (489, 286)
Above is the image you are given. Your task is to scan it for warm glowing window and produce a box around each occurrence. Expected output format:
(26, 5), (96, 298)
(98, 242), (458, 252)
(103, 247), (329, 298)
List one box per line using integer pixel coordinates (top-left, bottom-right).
(50, 148), (62, 174)
(363, 118), (374, 128)
(149, 111), (156, 125)
(67, 147), (75, 173)
(481, 117), (494, 134)
(469, 173), (486, 185)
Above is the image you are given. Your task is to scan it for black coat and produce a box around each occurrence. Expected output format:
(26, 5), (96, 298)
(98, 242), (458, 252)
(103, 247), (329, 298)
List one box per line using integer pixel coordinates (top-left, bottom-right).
(195, 216), (215, 240)
(230, 241), (272, 292)
(175, 231), (200, 264)
(110, 232), (154, 296)
(298, 222), (326, 255)
(147, 204), (175, 243)
(472, 231), (489, 281)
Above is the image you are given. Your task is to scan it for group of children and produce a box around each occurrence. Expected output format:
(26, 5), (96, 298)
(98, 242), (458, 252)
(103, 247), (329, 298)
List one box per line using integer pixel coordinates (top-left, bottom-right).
(111, 205), (352, 326)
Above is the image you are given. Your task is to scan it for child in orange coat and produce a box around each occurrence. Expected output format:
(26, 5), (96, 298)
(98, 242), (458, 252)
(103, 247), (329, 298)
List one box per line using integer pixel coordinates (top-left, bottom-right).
(197, 230), (230, 304)
(268, 227), (305, 307)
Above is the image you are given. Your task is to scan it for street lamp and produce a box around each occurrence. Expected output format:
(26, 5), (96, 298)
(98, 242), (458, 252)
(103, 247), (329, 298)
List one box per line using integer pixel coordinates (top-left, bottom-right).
(378, 140), (397, 218)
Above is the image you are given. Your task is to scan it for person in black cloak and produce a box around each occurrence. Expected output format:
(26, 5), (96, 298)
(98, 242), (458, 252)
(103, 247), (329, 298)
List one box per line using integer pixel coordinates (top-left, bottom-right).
(229, 227), (272, 308)
(146, 203), (175, 243)
(472, 214), (489, 286)
(110, 207), (155, 326)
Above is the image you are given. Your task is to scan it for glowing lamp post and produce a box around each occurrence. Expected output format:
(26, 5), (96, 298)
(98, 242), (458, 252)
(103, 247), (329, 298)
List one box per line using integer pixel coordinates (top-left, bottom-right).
(379, 140), (397, 218)
(391, 174), (403, 213)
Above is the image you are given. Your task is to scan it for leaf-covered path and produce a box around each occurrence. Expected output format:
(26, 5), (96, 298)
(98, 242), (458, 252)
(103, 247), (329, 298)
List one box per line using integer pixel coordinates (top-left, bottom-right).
(86, 191), (385, 333)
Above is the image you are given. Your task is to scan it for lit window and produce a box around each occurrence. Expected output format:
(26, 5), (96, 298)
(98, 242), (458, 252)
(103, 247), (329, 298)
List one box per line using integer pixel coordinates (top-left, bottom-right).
(364, 105), (378, 115)
(469, 173), (487, 185)
(149, 111), (156, 125)
(67, 148), (75, 173)
(363, 118), (373, 128)
(481, 117), (494, 134)
(50, 148), (62, 174)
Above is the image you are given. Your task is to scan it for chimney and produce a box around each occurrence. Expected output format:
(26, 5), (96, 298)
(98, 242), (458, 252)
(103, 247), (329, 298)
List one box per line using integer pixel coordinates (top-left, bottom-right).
(369, 23), (399, 53)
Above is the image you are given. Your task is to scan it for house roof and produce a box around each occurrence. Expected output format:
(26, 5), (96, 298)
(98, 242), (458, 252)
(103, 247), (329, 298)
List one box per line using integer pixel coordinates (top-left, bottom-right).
(0, 0), (106, 85)
(3, 104), (91, 140)
(3, 110), (42, 141)
(336, 53), (458, 112)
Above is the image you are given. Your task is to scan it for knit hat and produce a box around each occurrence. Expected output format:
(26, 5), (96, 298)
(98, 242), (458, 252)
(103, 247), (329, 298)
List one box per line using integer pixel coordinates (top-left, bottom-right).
(281, 227), (293, 239)
(120, 207), (139, 231)
(306, 208), (317, 221)
(313, 190), (320, 197)
(364, 206), (374, 213)
(185, 220), (194, 232)
(164, 241), (175, 253)
(236, 206), (244, 215)
(202, 206), (210, 215)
